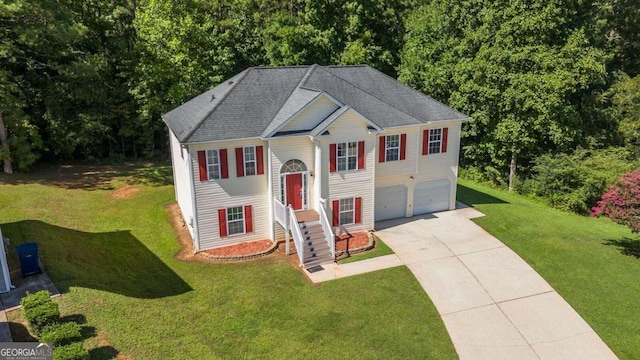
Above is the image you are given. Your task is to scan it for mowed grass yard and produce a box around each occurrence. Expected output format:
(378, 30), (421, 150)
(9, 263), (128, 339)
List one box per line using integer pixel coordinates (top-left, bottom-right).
(457, 179), (640, 359)
(0, 163), (456, 359)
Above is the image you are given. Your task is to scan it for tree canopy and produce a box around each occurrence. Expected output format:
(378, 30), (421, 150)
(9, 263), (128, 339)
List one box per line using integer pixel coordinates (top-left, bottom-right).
(1, 0), (639, 216)
(399, 0), (616, 188)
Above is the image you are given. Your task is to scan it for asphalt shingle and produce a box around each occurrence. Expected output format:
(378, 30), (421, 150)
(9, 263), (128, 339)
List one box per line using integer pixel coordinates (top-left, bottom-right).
(162, 65), (468, 143)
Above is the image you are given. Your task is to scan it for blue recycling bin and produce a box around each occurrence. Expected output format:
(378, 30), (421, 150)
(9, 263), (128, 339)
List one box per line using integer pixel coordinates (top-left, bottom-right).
(16, 242), (41, 277)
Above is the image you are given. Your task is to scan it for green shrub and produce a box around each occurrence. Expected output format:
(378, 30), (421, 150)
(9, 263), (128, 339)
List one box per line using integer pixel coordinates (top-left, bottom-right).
(23, 302), (59, 336)
(20, 291), (51, 312)
(39, 322), (83, 347)
(524, 147), (637, 214)
(52, 342), (89, 360)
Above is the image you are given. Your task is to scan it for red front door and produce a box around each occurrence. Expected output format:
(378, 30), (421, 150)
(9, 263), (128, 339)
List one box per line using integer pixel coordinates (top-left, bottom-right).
(285, 173), (303, 210)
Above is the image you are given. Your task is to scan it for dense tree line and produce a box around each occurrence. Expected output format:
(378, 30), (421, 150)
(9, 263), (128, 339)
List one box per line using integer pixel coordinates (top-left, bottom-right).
(1, 0), (638, 213)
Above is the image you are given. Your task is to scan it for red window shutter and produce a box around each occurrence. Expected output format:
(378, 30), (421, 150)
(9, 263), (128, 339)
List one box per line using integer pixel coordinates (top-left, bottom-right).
(256, 146), (265, 175)
(357, 141), (365, 169)
(422, 130), (429, 155)
(220, 149), (229, 179)
(218, 209), (227, 237)
(235, 147), (244, 177)
(355, 197), (362, 224)
(329, 143), (337, 172)
(400, 133), (407, 160)
(197, 151), (208, 181)
(378, 136), (386, 163)
(442, 127), (448, 153)
(244, 205), (253, 233)
(332, 200), (340, 227)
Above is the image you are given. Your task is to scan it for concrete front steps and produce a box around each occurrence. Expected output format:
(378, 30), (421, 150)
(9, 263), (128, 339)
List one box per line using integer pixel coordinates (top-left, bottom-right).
(298, 220), (334, 268)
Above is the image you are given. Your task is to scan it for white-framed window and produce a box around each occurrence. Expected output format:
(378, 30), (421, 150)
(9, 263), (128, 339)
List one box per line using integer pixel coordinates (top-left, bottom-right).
(337, 142), (358, 171)
(244, 146), (256, 176)
(227, 206), (245, 236)
(429, 128), (442, 155)
(385, 134), (400, 162)
(206, 149), (220, 180)
(339, 197), (355, 225)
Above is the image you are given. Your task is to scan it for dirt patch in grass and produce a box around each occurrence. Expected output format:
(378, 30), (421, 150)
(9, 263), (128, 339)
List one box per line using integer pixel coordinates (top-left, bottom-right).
(335, 231), (370, 251)
(110, 184), (140, 200)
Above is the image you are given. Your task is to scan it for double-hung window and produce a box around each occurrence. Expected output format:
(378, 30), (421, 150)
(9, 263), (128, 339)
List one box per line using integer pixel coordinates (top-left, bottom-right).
(337, 142), (358, 171)
(429, 129), (442, 155)
(227, 206), (245, 236)
(385, 134), (400, 162)
(244, 146), (256, 176)
(339, 198), (355, 225)
(206, 149), (221, 180)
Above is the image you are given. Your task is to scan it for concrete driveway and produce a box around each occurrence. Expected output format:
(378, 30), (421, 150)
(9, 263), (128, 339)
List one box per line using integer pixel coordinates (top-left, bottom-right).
(375, 206), (617, 360)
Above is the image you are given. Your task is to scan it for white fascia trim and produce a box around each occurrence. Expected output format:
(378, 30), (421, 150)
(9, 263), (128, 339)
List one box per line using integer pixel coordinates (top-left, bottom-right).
(380, 117), (469, 132)
(183, 136), (263, 146)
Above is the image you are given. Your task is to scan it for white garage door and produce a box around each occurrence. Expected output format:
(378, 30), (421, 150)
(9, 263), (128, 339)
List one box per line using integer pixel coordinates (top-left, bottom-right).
(413, 179), (451, 215)
(375, 185), (407, 221)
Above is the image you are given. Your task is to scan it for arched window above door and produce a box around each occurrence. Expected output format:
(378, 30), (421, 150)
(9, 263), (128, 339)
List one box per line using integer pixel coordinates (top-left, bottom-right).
(280, 159), (307, 174)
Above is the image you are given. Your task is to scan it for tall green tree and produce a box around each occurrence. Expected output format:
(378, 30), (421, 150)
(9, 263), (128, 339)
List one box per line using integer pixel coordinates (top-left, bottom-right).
(133, 0), (282, 150)
(400, 0), (611, 189)
(1, 0), (139, 166)
(605, 74), (640, 148)
(263, 0), (412, 76)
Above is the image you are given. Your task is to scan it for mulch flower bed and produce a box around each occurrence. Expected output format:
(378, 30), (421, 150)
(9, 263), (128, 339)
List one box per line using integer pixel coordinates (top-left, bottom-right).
(198, 232), (373, 262)
(204, 239), (273, 256)
(335, 231), (372, 252)
(201, 239), (278, 262)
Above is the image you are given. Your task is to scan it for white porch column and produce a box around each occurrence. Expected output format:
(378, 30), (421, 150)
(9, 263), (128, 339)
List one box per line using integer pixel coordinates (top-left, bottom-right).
(313, 139), (322, 211)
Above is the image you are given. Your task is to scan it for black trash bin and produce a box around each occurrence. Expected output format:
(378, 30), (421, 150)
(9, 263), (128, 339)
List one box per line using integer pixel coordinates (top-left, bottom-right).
(16, 242), (41, 277)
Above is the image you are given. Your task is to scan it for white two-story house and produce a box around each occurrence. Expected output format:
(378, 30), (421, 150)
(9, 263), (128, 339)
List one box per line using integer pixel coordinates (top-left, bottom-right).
(163, 64), (468, 267)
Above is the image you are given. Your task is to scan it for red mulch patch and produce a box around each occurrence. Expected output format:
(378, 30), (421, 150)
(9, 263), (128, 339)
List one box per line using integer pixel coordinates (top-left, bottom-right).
(203, 239), (273, 256)
(335, 231), (370, 251)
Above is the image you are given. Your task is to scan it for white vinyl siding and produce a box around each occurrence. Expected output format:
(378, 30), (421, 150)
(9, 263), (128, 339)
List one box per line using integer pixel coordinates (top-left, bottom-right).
(269, 136), (316, 241)
(322, 109), (375, 234)
(375, 121), (461, 223)
(375, 126), (418, 178)
(279, 95), (340, 133)
(169, 131), (195, 239)
(191, 139), (269, 250)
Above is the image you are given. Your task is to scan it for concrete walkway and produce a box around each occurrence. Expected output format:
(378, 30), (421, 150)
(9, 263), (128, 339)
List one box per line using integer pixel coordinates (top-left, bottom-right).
(375, 206), (618, 360)
(305, 254), (403, 283)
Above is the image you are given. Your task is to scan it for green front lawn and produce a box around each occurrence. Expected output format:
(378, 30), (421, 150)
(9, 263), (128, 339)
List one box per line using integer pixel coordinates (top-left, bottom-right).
(0, 164), (456, 359)
(338, 236), (394, 264)
(457, 179), (640, 359)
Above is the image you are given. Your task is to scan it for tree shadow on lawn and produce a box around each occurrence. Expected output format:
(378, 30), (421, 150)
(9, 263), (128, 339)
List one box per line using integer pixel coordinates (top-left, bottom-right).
(0, 162), (173, 190)
(457, 184), (509, 206)
(604, 237), (640, 259)
(1, 220), (191, 299)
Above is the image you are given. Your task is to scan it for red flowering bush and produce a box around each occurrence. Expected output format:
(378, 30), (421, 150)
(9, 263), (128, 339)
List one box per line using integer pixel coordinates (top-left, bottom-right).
(592, 171), (640, 232)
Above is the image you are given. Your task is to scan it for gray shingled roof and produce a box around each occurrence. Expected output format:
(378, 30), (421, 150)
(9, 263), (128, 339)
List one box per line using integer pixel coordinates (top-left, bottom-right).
(163, 65), (468, 143)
